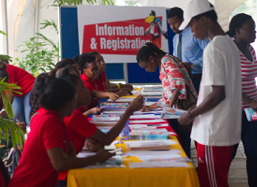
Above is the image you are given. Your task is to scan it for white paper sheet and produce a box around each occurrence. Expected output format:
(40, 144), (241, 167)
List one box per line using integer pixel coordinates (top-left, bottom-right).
(124, 139), (177, 150)
(129, 115), (160, 119)
(129, 162), (190, 168)
(129, 119), (166, 123)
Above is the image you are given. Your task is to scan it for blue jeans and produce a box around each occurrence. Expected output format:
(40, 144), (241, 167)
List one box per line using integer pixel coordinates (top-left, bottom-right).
(232, 111), (257, 187)
(12, 91), (31, 127)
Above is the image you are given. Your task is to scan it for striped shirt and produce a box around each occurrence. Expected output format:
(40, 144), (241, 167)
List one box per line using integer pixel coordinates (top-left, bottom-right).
(241, 44), (257, 109)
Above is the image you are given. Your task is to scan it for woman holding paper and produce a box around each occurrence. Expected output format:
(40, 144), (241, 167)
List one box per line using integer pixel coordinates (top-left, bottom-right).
(227, 13), (257, 187)
(136, 42), (197, 157)
(136, 43), (197, 112)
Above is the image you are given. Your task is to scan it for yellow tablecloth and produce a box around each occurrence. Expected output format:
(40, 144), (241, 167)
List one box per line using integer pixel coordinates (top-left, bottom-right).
(67, 136), (200, 187)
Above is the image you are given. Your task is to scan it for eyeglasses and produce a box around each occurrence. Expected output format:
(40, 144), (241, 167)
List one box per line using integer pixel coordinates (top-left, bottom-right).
(84, 68), (99, 73)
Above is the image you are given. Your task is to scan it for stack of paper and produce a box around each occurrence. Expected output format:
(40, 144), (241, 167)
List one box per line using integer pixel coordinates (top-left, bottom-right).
(124, 139), (176, 151)
(140, 87), (163, 98)
(161, 107), (187, 119)
(123, 149), (182, 160)
(129, 161), (190, 168)
(107, 98), (136, 102)
(100, 102), (128, 110)
(91, 117), (120, 122)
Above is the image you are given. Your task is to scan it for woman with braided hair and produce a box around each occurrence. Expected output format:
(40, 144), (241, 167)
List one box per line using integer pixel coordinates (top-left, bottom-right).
(228, 13), (257, 187)
(29, 73), (55, 121)
(136, 42), (197, 158)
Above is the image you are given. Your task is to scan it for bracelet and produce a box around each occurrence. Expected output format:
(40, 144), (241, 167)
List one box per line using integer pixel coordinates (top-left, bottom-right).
(0, 108), (6, 113)
(117, 83), (121, 88)
(187, 111), (194, 119)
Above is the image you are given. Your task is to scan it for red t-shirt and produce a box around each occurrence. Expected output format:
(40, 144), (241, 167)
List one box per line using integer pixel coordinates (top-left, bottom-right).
(94, 71), (107, 92)
(80, 73), (98, 109)
(6, 64), (35, 97)
(9, 108), (69, 187)
(58, 108), (97, 180)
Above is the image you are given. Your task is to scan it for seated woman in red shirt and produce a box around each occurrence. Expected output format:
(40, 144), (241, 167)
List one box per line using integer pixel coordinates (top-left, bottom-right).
(57, 74), (143, 184)
(0, 60), (35, 126)
(79, 53), (119, 109)
(91, 51), (133, 94)
(9, 78), (114, 187)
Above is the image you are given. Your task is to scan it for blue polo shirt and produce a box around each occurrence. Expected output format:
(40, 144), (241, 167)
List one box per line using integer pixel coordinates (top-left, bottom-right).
(173, 27), (210, 74)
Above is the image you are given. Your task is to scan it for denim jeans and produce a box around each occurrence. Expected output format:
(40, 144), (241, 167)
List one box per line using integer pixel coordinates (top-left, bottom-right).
(12, 91), (31, 127)
(232, 111), (257, 187)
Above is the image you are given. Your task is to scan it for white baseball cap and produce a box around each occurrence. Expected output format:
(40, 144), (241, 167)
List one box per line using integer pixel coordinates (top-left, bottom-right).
(179, 0), (214, 31)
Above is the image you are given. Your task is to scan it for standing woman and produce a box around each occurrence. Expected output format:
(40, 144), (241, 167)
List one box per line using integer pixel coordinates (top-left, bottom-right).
(136, 42), (197, 157)
(0, 60), (35, 126)
(228, 13), (257, 187)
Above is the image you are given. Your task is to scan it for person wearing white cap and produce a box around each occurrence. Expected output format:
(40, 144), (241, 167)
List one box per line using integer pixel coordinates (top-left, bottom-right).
(178, 0), (242, 186)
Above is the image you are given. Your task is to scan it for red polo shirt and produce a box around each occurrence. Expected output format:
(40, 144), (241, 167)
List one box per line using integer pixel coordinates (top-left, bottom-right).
(80, 73), (98, 109)
(6, 64), (35, 97)
(58, 108), (97, 180)
(94, 71), (107, 92)
(9, 108), (69, 187)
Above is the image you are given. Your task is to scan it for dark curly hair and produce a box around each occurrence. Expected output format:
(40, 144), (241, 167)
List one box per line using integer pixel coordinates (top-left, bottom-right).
(55, 58), (77, 69)
(78, 53), (96, 74)
(29, 73), (55, 119)
(39, 78), (76, 111)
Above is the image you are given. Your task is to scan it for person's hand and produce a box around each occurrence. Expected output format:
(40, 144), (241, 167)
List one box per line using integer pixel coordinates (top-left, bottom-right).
(86, 139), (104, 152)
(89, 107), (103, 115)
(127, 95), (144, 112)
(178, 112), (193, 126)
(249, 99), (257, 111)
(184, 62), (192, 71)
(108, 92), (119, 101)
(0, 110), (6, 118)
(140, 105), (151, 112)
(16, 122), (27, 132)
(121, 84), (133, 91)
(117, 90), (127, 97)
(163, 31), (168, 39)
(95, 149), (115, 163)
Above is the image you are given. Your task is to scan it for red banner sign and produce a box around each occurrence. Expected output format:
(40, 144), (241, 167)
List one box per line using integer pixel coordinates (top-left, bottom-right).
(82, 17), (163, 55)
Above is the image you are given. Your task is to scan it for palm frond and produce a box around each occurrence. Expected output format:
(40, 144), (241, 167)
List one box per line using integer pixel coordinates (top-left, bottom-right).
(0, 79), (21, 118)
(0, 118), (25, 148)
(0, 55), (12, 62)
(40, 20), (59, 34)
(35, 33), (58, 49)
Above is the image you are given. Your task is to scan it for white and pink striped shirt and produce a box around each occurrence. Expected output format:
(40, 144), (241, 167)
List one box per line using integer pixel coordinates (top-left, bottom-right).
(241, 44), (257, 110)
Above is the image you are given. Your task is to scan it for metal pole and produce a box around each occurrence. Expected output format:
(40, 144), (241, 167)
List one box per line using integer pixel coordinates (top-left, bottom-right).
(58, 5), (62, 59)
(35, 0), (40, 37)
(3, 0), (9, 55)
(123, 63), (129, 83)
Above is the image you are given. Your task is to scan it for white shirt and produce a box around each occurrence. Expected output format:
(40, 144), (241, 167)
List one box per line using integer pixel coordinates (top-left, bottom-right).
(191, 35), (242, 146)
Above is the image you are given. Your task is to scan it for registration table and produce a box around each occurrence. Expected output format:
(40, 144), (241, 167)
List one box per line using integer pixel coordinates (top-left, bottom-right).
(67, 135), (200, 187)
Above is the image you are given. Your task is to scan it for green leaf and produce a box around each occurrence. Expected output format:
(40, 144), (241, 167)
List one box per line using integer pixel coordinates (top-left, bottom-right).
(0, 55), (12, 62)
